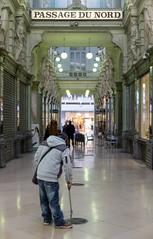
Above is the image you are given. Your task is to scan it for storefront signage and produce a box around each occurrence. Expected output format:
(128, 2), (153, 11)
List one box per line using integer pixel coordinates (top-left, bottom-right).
(31, 10), (123, 20)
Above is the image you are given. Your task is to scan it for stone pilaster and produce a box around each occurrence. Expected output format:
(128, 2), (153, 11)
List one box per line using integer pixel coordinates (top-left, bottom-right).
(115, 82), (122, 145)
(31, 81), (40, 125)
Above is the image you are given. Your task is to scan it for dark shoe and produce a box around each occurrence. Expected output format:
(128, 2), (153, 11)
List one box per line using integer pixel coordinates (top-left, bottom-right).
(43, 219), (52, 225)
(55, 222), (73, 229)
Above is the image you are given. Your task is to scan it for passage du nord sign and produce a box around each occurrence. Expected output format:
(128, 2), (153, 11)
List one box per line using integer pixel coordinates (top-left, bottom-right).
(31, 10), (123, 20)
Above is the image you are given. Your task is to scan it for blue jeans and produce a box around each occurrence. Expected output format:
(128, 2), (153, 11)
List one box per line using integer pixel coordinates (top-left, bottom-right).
(38, 180), (65, 226)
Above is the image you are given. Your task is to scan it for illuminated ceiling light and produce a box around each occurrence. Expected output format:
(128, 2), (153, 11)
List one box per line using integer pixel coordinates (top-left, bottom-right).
(57, 63), (62, 68)
(86, 52), (93, 59)
(94, 63), (98, 68)
(61, 37), (68, 59)
(61, 52), (68, 59)
(55, 56), (61, 62)
(66, 90), (71, 97)
(93, 68), (97, 72)
(59, 68), (63, 72)
(86, 38), (93, 60)
(95, 56), (100, 62)
(85, 90), (90, 97)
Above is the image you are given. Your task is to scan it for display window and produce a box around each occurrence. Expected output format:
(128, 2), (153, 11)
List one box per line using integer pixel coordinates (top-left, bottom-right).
(135, 80), (140, 133)
(0, 66), (3, 134)
(140, 74), (150, 139)
(17, 79), (20, 131)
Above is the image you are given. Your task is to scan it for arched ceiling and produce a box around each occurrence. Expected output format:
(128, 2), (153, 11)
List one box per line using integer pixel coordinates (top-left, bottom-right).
(33, 31), (122, 97)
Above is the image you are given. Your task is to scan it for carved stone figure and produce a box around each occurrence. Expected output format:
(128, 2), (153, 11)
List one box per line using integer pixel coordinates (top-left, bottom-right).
(0, 7), (9, 47)
(144, 3), (153, 48)
(130, 18), (139, 61)
(15, 19), (25, 61)
(126, 0), (133, 9)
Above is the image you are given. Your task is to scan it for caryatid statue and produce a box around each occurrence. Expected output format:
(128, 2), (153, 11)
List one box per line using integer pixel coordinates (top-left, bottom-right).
(126, 0), (133, 9)
(15, 18), (25, 61)
(0, 6), (10, 47)
(130, 18), (139, 61)
(144, 2), (153, 48)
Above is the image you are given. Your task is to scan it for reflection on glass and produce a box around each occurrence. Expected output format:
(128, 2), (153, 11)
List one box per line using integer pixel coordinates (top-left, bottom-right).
(0, 213), (5, 226)
(17, 195), (21, 210)
(91, 201), (98, 219)
(84, 168), (89, 181)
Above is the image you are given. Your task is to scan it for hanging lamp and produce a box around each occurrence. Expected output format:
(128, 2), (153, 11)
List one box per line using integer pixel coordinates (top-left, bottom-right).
(86, 38), (93, 60)
(61, 38), (68, 59)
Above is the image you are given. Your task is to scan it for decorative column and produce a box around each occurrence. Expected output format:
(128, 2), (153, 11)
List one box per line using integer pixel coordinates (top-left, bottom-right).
(108, 97), (112, 133)
(144, 0), (153, 49)
(26, 76), (32, 130)
(7, 15), (15, 55)
(0, 6), (11, 49)
(115, 82), (122, 146)
(15, 17), (26, 65)
(106, 97), (109, 133)
(43, 91), (47, 130)
(31, 81), (40, 125)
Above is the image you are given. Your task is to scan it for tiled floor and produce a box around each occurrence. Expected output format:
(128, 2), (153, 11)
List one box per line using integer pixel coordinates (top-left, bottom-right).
(1, 141), (153, 238)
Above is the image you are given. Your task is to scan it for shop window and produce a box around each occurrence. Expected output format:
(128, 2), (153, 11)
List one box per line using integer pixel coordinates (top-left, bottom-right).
(135, 80), (140, 133)
(140, 74), (150, 139)
(126, 86), (130, 130)
(16, 79), (20, 131)
(0, 66), (3, 135)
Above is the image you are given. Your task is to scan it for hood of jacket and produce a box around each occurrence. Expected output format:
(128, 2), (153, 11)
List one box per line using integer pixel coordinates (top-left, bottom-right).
(47, 135), (65, 147)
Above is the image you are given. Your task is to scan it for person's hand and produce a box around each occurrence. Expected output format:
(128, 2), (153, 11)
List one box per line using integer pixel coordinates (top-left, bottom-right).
(67, 181), (72, 190)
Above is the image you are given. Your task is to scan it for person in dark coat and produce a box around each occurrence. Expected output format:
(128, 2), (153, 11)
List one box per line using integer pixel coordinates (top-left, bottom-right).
(65, 121), (75, 147)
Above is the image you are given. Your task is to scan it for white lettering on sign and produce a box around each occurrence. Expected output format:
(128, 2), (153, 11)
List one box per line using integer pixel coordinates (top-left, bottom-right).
(31, 10), (123, 20)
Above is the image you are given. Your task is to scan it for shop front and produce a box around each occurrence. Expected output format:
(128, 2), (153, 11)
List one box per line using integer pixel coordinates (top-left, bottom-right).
(123, 49), (153, 167)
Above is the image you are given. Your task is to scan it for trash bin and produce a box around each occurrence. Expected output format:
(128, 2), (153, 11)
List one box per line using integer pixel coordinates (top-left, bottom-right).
(0, 138), (6, 168)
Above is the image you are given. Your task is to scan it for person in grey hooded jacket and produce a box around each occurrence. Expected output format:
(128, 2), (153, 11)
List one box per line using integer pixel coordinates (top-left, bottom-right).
(33, 135), (73, 229)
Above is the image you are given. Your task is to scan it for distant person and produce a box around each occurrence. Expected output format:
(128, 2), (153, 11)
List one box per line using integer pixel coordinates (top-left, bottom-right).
(62, 121), (68, 134)
(65, 121), (75, 147)
(33, 134), (73, 229)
